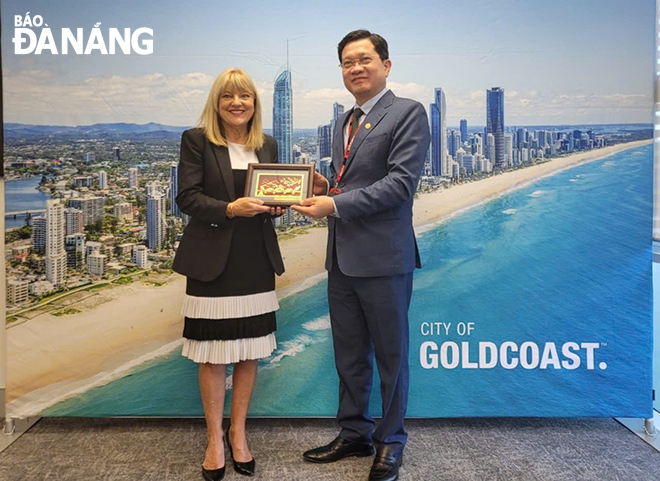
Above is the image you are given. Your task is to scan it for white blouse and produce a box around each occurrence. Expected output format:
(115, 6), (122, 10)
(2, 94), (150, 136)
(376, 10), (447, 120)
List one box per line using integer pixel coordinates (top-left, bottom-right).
(227, 141), (259, 170)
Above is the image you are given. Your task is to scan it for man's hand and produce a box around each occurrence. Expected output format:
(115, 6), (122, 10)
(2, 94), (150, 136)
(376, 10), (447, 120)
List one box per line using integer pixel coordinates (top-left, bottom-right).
(291, 196), (335, 219)
(312, 171), (330, 196)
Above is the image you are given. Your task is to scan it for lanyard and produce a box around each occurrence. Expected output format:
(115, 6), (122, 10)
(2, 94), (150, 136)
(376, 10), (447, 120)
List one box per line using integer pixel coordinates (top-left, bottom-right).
(334, 115), (362, 188)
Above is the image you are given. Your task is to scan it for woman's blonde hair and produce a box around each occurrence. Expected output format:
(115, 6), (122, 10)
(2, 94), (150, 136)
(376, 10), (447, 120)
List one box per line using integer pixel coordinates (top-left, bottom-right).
(197, 68), (264, 151)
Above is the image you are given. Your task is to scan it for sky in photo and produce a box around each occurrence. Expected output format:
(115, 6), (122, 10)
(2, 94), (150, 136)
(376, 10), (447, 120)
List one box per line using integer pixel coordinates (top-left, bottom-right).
(1, 0), (654, 127)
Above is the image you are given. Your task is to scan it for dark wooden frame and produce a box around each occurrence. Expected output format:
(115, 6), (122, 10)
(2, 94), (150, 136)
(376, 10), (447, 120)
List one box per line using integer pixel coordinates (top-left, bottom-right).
(244, 163), (315, 206)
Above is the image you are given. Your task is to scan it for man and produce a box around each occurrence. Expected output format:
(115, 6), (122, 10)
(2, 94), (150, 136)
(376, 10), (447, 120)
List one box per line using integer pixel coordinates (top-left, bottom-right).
(291, 30), (430, 481)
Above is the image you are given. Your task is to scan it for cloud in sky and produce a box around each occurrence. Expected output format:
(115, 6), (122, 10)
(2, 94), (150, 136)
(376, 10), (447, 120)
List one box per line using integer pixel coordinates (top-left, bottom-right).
(3, 69), (652, 128)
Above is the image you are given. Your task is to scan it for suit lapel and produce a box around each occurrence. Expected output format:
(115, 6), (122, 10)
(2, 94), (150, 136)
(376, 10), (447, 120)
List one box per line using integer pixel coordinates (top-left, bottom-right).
(210, 143), (235, 200)
(332, 111), (351, 174)
(345, 90), (394, 171)
(255, 143), (269, 163)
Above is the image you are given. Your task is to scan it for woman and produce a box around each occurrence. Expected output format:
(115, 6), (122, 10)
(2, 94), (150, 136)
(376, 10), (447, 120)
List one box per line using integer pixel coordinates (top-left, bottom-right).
(173, 68), (285, 481)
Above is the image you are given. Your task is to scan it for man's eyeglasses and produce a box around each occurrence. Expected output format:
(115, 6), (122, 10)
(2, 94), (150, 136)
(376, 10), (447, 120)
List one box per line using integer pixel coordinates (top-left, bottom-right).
(340, 56), (374, 70)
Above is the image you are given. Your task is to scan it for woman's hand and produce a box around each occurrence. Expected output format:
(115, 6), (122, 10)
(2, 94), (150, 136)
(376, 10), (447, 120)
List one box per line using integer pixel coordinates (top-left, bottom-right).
(270, 206), (286, 216)
(228, 197), (271, 217)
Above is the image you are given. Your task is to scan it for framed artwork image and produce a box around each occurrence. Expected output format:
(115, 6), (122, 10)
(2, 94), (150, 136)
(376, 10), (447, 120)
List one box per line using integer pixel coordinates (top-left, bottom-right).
(245, 163), (315, 206)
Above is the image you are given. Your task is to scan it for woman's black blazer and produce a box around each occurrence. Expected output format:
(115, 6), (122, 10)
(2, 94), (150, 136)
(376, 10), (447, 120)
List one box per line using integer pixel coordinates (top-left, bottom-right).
(172, 128), (285, 282)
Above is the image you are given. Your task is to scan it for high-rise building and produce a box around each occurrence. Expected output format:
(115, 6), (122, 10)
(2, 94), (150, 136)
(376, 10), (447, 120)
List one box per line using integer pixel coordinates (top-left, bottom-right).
(128, 167), (139, 189)
(505, 134), (513, 166)
(318, 158), (332, 180)
(273, 64), (294, 225)
(113, 146), (121, 162)
(134, 245), (149, 268)
(463, 154), (474, 175)
(114, 202), (133, 222)
(170, 162), (180, 217)
(430, 88), (447, 176)
(331, 102), (345, 145)
(64, 207), (84, 236)
(85, 152), (94, 163)
(73, 176), (94, 188)
(32, 215), (47, 254)
(487, 133), (496, 162)
(516, 128), (527, 149)
(486, 87), (505, 168)
(273, 69), (293, 165)
(98, 171), (108, 190)
(318, 123), (332, 159)
(449, 130), (461, 157)
(65, 233), (86, 269)
(460, 119), (468, 144)
(147, 194), (167, 250)
(68, 196), (104, 227)
(45, 200), (67, 287)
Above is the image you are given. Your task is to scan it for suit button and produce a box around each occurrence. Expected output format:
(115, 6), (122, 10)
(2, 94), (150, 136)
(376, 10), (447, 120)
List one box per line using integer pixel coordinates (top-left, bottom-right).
(210, 223), (218, 227)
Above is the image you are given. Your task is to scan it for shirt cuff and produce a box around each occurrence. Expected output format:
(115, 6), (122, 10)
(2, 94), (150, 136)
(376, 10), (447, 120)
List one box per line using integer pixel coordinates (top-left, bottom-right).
(331, 198), (340, 218)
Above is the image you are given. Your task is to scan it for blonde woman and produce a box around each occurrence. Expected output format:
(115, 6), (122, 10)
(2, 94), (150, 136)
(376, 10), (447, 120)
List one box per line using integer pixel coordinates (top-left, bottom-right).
(173, 68), (284, 481)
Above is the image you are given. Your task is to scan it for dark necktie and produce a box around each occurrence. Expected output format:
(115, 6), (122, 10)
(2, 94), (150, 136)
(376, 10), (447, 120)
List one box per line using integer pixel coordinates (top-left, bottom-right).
(348, 107), (364, 146)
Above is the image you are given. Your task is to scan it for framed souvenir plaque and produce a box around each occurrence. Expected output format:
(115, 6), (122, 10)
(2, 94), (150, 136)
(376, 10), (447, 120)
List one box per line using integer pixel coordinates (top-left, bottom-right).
(245, 163), (315, 206)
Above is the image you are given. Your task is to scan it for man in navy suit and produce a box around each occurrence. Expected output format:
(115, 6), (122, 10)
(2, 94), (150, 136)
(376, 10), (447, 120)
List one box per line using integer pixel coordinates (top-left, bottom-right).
(292, 29), (430, 481)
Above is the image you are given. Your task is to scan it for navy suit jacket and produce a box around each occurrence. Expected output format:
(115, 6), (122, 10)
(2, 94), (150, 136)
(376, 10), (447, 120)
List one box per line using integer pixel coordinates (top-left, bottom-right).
(326, 90), (431, 277)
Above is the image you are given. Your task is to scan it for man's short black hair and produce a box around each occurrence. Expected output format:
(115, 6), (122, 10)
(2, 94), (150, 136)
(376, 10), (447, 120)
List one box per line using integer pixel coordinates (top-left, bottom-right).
(337, 30), (389, 63)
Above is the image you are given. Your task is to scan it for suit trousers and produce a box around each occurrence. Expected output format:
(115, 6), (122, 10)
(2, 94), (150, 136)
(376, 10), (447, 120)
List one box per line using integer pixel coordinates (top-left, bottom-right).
(328, 256), (413, 451)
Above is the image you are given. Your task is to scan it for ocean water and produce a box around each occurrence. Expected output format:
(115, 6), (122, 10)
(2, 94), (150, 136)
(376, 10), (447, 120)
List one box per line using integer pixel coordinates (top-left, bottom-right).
(43, 145), (653, 417)
(5, 177), (51, 229)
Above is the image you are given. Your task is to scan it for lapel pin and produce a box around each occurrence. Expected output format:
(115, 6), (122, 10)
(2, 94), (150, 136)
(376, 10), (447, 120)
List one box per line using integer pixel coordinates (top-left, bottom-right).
(365, 123), (371, 129)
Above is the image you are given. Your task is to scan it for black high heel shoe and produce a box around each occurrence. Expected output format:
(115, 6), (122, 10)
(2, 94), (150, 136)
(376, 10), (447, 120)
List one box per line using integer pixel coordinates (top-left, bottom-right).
(226, 423), (256, 476)
(202, 442), (226, 481)
(202, 466), (225, 481)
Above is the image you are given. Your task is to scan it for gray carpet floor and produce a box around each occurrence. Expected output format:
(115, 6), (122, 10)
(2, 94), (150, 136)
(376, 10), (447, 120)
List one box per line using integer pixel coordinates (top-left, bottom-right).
(0, 417), (658, 480)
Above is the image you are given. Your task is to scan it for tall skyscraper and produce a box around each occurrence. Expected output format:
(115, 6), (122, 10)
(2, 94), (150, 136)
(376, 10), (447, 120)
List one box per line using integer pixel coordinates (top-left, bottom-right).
(460, 119), (468, 144)
(170, 162), (180, 217)
(98, 170), (108, 190)
(317, 123), (332, 159)
(430, 88), (447, 177)
(147, 194), (167, 251)
(331, 102), (345, 145)
(64, 207), (84, 235)
(517, 128), (527, 149)
(449, 130), (461, 157)
(85, 152), (94, 163)
(128, 167), (139, 189)
(113, 146), (121, 162)
(273, 69), (293, 165)
(273, 50), (294, 225)
(45, 200), (67, 287)
(32, 215), (47, 254)
(486, 87), (505, 168)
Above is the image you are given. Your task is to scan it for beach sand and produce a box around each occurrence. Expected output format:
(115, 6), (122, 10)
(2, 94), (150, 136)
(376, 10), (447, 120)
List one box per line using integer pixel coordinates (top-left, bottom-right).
(5, 139), (651, 414)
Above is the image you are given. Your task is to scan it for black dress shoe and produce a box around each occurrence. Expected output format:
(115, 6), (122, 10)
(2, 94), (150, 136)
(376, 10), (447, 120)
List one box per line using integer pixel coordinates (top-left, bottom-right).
(202, 466), (225, 481)
(303, 436), (375, 463)
(226, 423), (256, 476)
(369, 445), (403, 481)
